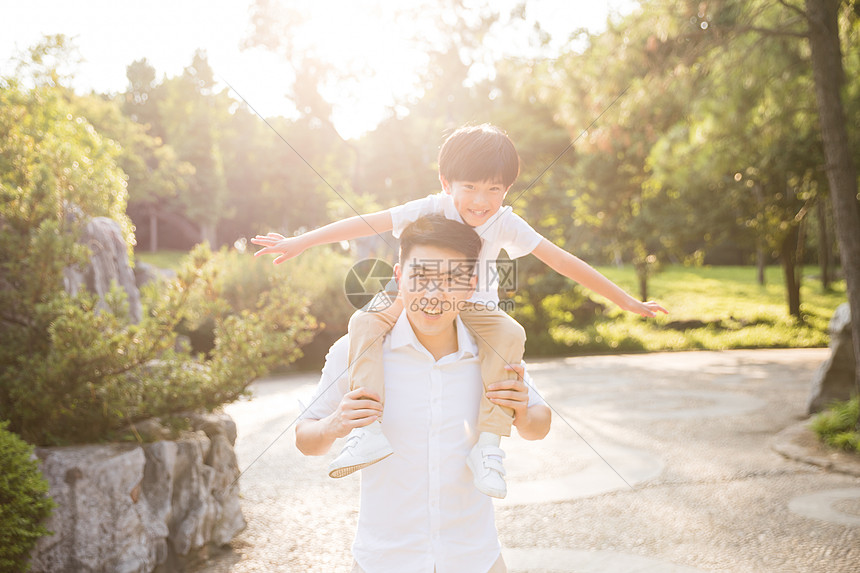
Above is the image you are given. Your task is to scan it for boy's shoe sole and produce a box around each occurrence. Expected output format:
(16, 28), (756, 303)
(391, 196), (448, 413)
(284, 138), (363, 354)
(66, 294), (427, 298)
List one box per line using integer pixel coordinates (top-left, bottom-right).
(328, 449), (394, 479)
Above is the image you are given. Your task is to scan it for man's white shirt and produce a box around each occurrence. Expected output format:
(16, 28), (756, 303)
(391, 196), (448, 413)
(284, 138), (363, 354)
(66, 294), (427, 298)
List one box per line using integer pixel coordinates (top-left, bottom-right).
(300, 313), (546, 573)
(389, 192), (543, 305)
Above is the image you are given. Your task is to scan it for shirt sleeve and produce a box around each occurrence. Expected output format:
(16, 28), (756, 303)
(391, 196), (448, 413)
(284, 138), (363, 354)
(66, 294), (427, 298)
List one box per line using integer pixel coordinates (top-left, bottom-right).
(389, 194), (441, 238)
(497, 209), (544, 260)
(297, 335), (351, 421)
(522, 362), (547, 408)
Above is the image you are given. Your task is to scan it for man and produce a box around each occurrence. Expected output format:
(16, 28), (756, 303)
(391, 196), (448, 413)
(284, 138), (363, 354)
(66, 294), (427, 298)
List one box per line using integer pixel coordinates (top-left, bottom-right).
(296, 215), (552, 573)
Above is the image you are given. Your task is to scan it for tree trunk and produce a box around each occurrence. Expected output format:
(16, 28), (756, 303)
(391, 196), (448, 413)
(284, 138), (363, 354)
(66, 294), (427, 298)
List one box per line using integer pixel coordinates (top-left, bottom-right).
(756, 244), (766, 286)
(201, 222), (217, 247)
(817, 197), (831, 290)
(149, 209), (158, 253)
(806, 0), (860, 405)
(781, 226), (802, 319)
(635, 263), (648, 302)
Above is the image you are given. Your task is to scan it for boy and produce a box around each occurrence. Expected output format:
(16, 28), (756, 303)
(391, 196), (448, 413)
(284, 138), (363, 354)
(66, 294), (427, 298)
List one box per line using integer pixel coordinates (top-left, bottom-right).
(252, 124), (666, 499)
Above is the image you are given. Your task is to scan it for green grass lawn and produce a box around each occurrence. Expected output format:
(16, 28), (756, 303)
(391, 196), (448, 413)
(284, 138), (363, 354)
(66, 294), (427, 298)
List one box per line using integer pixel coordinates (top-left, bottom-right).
(135, 250), (188, 271)
(553, 264), (847, 353)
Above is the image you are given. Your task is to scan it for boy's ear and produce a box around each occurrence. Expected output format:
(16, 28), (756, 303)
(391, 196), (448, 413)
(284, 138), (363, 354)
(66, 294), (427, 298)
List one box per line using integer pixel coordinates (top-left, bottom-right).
(393, 263), (402, 285)
(439, 175), (451, 193)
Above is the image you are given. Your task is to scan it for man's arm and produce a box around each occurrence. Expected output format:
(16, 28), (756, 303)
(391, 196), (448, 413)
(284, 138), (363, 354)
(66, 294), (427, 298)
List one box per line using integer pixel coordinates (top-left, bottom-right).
(531, 238), (667, 317)
(252, 209), (394, 264)
(486, 364), (551, 441)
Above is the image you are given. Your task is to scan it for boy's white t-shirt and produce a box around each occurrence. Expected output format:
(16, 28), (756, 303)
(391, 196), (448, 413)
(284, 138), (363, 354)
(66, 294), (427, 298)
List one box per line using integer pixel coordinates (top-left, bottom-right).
(389, 192), (543, 305)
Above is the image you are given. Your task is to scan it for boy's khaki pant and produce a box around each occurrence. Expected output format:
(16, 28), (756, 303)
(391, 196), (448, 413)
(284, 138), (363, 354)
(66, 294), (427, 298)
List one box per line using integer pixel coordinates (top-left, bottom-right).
(347, 294), (526, 437)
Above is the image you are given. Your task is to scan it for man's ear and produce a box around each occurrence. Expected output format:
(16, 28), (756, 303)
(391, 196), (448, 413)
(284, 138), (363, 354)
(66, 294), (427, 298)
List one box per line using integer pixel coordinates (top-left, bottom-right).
(439, 175), (451, 193)
(465, 272), (477, 299)
(394, 263), (402, 285)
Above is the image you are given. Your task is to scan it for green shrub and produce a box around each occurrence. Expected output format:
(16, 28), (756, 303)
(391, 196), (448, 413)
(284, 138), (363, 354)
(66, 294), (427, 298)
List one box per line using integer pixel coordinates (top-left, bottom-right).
(0, 421), (54, 572)
(170, 245), (353, 368)
(811, 397), (860, 453)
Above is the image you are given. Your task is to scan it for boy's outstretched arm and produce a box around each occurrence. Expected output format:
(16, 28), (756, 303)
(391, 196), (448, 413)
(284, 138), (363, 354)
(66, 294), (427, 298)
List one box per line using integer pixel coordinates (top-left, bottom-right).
(531, 239), (668, 317)
(251, 210), (393, 264)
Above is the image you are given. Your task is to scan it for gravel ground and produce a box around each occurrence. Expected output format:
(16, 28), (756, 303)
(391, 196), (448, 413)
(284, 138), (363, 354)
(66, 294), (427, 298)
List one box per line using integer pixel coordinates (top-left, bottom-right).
(191, 348), (860, 573)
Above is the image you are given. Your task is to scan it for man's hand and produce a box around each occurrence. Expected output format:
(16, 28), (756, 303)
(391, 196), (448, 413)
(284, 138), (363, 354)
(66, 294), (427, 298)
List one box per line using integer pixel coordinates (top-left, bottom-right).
(326, 387), (384, 439)
(250, 232), (307, 264)
(486, 363), (530, 426)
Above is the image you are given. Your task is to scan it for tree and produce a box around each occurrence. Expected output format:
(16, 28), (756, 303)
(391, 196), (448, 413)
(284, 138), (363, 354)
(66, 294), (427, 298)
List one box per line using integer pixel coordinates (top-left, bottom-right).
(156, 51), (232, 246)
(0, 41), (317, 445)
(531, 2), (714, 300)
(646, 0), (826, 317)
(805, 0), (860, 401)
(71, 90), (195, 252)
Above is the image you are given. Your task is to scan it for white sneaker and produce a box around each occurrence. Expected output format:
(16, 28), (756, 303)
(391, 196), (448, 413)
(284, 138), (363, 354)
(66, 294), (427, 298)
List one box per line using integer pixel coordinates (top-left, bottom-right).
(328, 421), (394, 478)
(466, 433), (507, 499)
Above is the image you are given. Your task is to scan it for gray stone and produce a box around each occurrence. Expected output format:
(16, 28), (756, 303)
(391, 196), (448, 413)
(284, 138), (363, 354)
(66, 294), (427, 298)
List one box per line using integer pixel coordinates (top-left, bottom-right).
(31, 444), (165, 573)
(134, 261), (176, 289)
(189, 410), (239, 446)
(807, 303), (857, 414)
(30, 414), (245, 573)
(169, 434), (216, 556)
(206, 433), (246, 545)
(64, 216), (142, 323)
(126, 418), (172, 442)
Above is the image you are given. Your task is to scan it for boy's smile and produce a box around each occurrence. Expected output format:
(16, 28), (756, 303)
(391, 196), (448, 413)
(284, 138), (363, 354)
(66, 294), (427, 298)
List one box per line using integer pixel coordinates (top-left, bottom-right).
(441, 178), (510, 227)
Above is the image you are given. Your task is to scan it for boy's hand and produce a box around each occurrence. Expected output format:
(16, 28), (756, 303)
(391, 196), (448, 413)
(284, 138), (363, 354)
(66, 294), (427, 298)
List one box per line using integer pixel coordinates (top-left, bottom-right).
(250, 232), (307, 264)
(627, 300), (668, 318)
(486, 363), (530, 425)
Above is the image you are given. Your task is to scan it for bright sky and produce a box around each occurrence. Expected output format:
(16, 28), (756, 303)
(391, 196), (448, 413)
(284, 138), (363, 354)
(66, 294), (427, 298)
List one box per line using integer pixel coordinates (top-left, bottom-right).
(2, 0), (635, 140)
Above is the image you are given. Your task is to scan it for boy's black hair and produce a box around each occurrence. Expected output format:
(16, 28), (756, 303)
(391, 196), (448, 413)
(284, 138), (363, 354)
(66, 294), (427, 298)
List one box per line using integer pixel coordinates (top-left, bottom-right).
(438, 124), (520, 188)
(399, 214), (482, 265)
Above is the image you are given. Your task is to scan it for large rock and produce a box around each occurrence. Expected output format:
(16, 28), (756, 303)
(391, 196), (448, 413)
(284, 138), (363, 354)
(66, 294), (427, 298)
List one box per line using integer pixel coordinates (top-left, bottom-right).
(30, 445), (165, 573)
(807, 303), (857, 414)
(31, 413), (245, 573)
(64, 216), (142, 323)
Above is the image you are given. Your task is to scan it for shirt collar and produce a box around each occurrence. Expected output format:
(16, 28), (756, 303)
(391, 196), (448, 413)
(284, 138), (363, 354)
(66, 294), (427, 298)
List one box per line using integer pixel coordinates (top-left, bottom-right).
(436, 191), (507, 236)
(389, 310), (478, 360)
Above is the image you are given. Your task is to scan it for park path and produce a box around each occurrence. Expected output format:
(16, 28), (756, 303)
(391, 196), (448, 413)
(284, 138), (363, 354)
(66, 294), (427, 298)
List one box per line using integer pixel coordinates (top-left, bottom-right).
(192, 348), (860, 572)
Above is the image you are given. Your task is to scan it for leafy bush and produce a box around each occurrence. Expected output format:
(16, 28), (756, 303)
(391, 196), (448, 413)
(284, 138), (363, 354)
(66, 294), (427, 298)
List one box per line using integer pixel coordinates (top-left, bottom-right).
(811, 397), (860, 453)
(171, 244), (354, 369)
(0, 79), (317, 445)
(0, 421), (54, 572)
(275, 246), (357, 368)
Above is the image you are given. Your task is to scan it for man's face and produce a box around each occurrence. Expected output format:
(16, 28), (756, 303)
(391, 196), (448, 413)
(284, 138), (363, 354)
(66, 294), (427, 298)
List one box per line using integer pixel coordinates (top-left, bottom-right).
(441, 177), (509, 227)
(395, 244), (477, 339)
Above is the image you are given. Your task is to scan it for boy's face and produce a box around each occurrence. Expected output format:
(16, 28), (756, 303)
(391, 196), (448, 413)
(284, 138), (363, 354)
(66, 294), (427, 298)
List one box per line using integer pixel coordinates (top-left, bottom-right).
(441, 177), (510, 228)
(395, 243), (477, 342)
